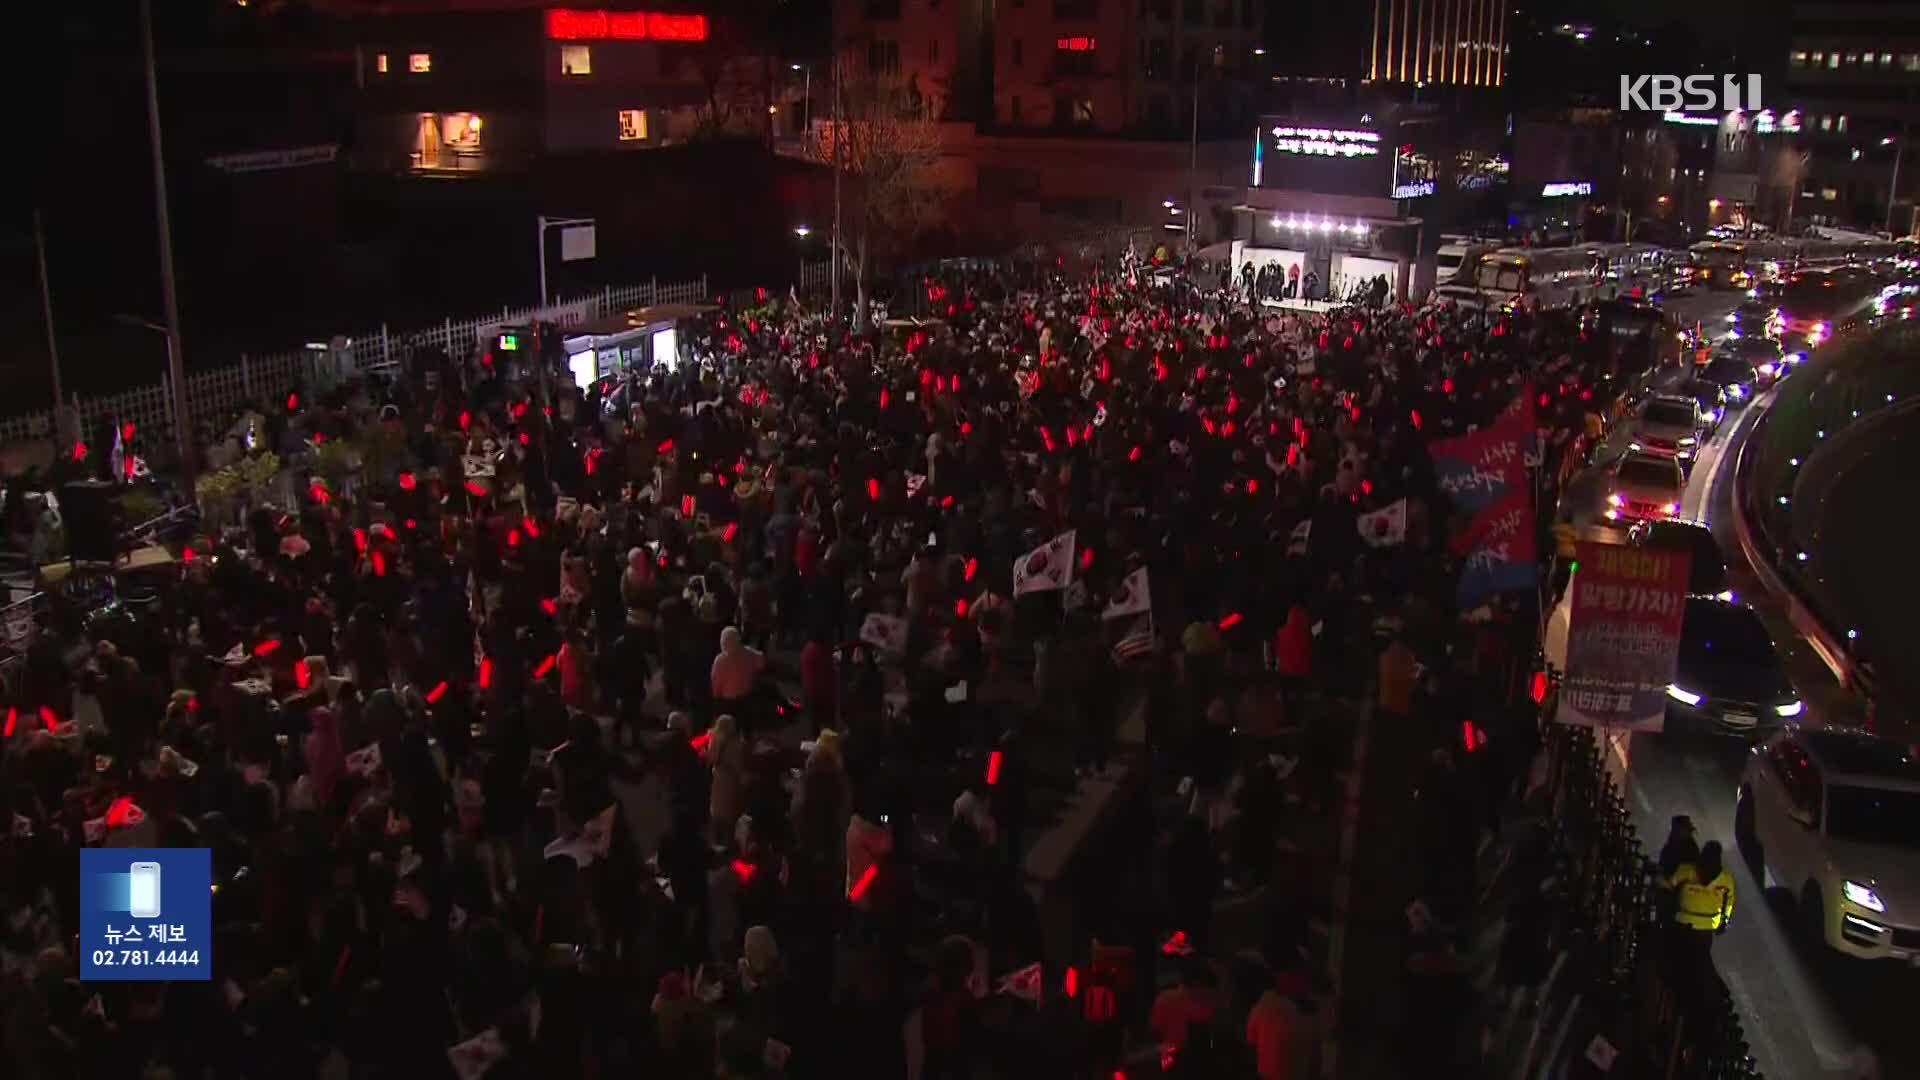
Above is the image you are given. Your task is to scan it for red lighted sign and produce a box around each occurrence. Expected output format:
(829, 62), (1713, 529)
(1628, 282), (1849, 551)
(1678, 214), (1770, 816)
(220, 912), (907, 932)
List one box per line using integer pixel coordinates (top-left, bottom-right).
(546, 8), (709, 42)
(1056, 36), (1096, 51)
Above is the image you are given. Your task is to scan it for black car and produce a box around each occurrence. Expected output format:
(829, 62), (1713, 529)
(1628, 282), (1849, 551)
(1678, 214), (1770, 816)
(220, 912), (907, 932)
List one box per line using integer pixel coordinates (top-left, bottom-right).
(1666, 598), (1802, 737)
(1630, 519), (1732, 599)
(1676, 377), (1729, 432)
(1704, 354), (1759, 405)
(1726, 300), (1781, 341)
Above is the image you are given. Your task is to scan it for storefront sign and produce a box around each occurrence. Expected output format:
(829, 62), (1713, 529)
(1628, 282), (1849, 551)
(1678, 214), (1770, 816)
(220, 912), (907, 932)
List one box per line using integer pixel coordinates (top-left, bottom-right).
(1392, 180), (1436, 199)
(205, 145), (338, 174)
(545, 8), (708, 42)
(1558, 542), (1693, 733)
(1268, 126), (1380, 159)
(1541, 181), (1593, 197)
(1661, 111), (1720, 127)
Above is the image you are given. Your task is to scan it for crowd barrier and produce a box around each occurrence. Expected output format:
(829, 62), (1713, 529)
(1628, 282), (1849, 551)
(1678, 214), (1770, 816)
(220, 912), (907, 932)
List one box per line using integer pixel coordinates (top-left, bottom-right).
(1486, 720), (1760, 1079)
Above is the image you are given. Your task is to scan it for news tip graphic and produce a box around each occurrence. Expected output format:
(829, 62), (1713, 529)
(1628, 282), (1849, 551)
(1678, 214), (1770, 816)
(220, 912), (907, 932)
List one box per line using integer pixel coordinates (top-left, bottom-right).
(79, 848), (212, 981)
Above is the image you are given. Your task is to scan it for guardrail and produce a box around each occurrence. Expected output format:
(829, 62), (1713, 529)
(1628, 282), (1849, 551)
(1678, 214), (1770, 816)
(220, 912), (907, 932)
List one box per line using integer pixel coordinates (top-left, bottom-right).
(1731, 314), (1920, 718)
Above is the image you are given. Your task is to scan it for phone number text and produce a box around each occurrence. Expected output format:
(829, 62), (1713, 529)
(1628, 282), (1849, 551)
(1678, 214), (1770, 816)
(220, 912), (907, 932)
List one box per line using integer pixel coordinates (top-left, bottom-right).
(89, 949), (201, 966)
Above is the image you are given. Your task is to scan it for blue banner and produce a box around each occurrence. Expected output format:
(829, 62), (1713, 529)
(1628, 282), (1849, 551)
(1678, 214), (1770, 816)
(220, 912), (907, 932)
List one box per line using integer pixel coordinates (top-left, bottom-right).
(80, 848), (212, 981)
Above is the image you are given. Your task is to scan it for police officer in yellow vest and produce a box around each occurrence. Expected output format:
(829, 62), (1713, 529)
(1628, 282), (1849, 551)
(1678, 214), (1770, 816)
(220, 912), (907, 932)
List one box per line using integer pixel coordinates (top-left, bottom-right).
(1665, 841), (1735, 1000)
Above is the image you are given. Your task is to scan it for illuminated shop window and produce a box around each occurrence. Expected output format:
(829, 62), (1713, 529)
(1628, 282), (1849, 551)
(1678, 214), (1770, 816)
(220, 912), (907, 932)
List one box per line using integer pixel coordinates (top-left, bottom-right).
(618, 109), (648, 141)
(376, 53), (389, 73)
(409, 53), (432, 73)
(561, 45), (591, 75)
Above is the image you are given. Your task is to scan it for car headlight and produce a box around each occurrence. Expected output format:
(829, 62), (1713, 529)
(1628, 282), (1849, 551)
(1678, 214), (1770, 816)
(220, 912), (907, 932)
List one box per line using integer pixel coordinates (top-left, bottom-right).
(1728, 385), (1746, 399)
(1729, 328), (1743, 339)
(1776, 700), (1804, 717)
(1726, 313), (1738, 323)
(1716, 589), (1736, 602)
(1843, 880), (1887, 913)
(1663, 502), (1679, 515)
(1608, 493), (1623, 506)
(1758, 363), (1775, 376)
(1629, 441), (1643, 451)
(1666, 684), (1703, 706)
(1678, 436), (1697, 446)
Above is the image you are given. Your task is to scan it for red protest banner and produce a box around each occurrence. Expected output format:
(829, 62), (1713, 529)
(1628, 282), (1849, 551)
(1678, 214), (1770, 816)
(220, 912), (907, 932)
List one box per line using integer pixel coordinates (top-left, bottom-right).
(1558, 541), (1692, 733)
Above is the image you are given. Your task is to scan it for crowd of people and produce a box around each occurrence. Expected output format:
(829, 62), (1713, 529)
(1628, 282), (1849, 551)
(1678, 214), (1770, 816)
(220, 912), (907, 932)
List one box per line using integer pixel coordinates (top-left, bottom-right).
(0, 251), (1650, 1079)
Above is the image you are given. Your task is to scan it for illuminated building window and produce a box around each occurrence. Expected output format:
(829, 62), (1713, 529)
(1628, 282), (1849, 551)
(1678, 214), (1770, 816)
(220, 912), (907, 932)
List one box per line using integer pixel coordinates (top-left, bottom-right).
(1828, 52), (1839, 69)
(561, 45), (591, 76)
(412, 113), (479, 170)
(1906, 54), (1920, 72)
(1838, 114), (1848, 132)
(376, 53), (389, 74)
(1845, 52), (1860, 65)
(1811, 51), (1823, 64)
(1791, 52), (1806, 67)
(1821, 115), (1832, 131)
(618, 109), (648, 141)
(1881, 52), (1894, 66)
(409, 53), (431, 73)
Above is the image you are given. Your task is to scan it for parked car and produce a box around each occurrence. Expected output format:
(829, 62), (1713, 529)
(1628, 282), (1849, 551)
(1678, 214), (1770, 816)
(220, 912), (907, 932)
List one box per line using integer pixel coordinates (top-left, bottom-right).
(1665, 597), (1800, 736)
(1737, 727), (1920, 959)
(1604, 451), (1685, 523)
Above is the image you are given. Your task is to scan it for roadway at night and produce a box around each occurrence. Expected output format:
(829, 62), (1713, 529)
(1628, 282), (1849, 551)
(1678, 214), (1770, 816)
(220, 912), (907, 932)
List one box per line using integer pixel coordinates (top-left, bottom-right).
(1587, 356), (1920, 1078)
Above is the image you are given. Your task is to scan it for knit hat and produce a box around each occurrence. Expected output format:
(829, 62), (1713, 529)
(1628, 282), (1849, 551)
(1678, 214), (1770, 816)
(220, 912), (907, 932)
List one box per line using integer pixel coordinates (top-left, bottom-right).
(742, 925), (779, 978)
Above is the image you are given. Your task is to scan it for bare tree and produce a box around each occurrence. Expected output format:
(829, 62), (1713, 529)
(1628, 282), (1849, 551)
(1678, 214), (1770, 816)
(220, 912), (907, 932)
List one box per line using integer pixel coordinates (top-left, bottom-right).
(822, 72), (944, 329)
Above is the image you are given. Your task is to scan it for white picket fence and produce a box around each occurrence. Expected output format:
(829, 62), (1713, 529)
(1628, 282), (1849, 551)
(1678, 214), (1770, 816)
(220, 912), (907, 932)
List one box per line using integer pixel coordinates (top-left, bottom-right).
(0, 274), (711, 450)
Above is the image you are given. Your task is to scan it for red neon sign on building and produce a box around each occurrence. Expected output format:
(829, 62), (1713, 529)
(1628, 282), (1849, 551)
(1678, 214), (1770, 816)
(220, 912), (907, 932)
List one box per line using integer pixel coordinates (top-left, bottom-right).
(546, 8), (710, 42)
(1056, 36), (1096, 51)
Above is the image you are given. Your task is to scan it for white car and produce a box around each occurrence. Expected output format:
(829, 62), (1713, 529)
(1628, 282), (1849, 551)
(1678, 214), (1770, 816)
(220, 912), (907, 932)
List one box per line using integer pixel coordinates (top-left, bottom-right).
(1737, 727), (1920, 960)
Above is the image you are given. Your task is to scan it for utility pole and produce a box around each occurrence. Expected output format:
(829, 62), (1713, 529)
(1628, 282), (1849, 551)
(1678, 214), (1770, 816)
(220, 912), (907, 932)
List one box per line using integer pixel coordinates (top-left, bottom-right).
(1187, 60), (1200, 255)
(832, 48), (843, 316)
(140, 0), (193, 490)
(33, 209), (67, 444)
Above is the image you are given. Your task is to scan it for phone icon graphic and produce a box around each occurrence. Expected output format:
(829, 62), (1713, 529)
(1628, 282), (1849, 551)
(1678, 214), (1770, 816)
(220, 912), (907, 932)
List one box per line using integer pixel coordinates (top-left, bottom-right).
(128, 862), (162, 919)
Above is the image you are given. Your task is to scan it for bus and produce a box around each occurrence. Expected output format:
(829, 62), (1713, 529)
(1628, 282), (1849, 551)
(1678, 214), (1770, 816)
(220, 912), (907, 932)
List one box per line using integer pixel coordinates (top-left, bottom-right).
(1685, 241), (1752, 290)
(1777, 268), (1892, 345)
(1433, 243), (1666, 311)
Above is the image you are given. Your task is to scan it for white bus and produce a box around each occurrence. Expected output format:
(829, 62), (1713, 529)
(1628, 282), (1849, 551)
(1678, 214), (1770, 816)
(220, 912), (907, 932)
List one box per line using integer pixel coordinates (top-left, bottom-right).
(1434, 243), (1663, 311)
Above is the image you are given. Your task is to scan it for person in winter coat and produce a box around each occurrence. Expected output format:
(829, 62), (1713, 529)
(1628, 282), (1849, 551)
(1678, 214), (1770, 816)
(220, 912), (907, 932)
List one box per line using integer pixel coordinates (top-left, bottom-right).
(1274, 603), (1314, 725)
(711, 626), (766, 729)
(705, 714), (749, 844)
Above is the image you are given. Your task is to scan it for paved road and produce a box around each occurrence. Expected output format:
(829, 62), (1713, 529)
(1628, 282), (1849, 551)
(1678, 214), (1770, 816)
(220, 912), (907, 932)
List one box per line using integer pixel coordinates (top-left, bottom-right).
(1599, 371), (1920, 1080)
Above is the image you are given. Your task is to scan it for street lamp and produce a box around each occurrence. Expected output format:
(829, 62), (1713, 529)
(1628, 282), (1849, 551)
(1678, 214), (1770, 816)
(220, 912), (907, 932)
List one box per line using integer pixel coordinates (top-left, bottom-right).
(792, 62), (811, 134)
(1883, 135), (1905, 235)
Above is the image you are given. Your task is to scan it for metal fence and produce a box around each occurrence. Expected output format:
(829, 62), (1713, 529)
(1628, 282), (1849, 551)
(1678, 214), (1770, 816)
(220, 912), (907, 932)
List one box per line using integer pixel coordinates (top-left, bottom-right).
(0, 274), (711, 452)
(1500, 720), (1761, 1079)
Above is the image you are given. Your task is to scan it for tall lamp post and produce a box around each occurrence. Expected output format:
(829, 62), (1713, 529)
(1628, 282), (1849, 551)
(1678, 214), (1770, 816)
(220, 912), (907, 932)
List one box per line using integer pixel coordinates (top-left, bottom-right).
(33, 210), (67, 443)
(140, 0), (192, 490)
(1884, 135), (1906, 236)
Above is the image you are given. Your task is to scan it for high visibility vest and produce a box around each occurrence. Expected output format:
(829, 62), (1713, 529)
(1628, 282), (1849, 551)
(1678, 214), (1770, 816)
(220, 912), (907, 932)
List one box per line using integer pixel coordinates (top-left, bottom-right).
(1670, 866), (1735, 930)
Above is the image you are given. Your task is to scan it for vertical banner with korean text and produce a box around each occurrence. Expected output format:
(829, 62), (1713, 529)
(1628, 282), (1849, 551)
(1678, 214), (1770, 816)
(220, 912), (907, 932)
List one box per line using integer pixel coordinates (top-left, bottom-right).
(1558, 541), (1693, 733)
